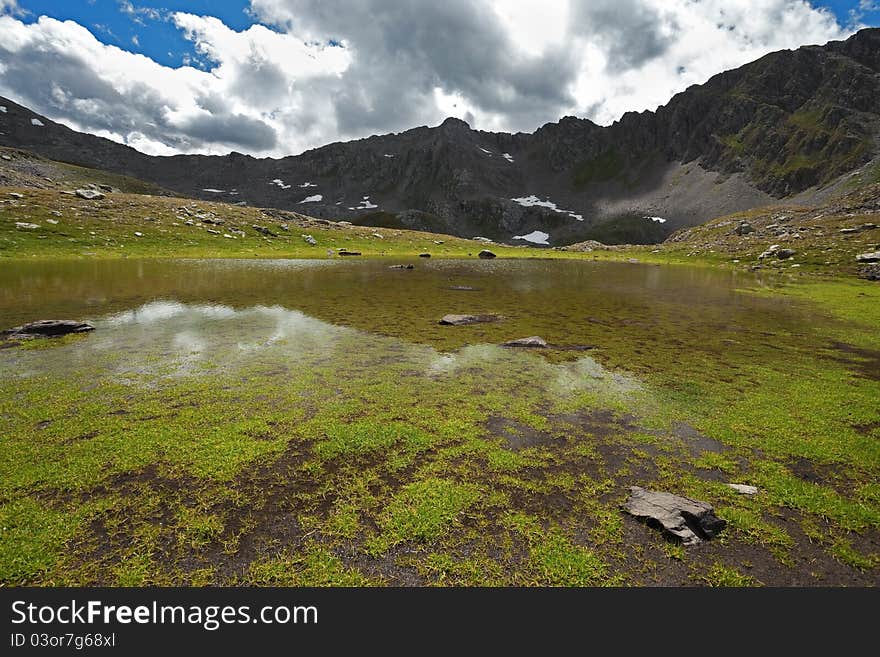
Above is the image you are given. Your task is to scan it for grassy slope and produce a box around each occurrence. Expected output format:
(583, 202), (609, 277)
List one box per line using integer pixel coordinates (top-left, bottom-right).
(0, 186), (550, 260)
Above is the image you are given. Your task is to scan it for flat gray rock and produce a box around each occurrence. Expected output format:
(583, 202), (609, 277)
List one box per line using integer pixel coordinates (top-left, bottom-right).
(502, 336), (548, 348)
(439, 314), (500, 326)
(726, 483), (758, 495)
(74, 188), (105, 200)
(622, 486), (725, 545)
(3, 320), (94, 339)
(856, 251), (880, 263)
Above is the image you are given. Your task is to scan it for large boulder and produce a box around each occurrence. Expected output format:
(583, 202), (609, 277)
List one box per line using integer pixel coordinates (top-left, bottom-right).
(478, 250), (497, 259)
(856, 251), (880, 263)
(622, 486), (726, 545)
(3, 320), (94, 339)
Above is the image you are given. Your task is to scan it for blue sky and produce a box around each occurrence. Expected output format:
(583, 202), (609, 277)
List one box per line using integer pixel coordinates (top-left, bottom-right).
(1, 1), (877, 156)
(12, 1), (260, 68)
(12, 1), (878, 70)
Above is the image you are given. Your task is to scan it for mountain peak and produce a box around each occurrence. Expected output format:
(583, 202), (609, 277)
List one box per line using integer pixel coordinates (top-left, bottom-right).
(439, 116), (471, 131)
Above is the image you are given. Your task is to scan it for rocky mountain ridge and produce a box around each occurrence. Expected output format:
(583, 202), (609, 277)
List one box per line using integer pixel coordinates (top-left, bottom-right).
(1, 28), (878, 245)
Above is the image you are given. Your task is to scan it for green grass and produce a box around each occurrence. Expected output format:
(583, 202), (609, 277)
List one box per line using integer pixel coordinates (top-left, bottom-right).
(368, 478), (480, 554)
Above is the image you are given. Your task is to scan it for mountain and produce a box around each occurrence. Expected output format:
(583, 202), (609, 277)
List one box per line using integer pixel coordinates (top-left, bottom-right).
(1, 28), (879, 245)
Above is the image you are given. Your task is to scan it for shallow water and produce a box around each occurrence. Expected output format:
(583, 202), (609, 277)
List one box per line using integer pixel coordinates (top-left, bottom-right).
(0, 257), (815, 366)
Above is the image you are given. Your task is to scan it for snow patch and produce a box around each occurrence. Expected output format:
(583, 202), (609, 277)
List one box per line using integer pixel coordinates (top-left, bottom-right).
(478, 147), (492, 155)
(202, 188), (225, 193)
(646, 216), (666, 223)
(502, 153), (514, 163)
(30, 118), (44, 126)
(513, 230), (550, 245)
(511, 195), (583, 221)
(383, 153), (395, 158)
(0, 106), (6, 113)
(299, 181), (317, 188)
(349, 195), (378, 210)
(270, 179), (291, 189)
(300, 194), (323, 203)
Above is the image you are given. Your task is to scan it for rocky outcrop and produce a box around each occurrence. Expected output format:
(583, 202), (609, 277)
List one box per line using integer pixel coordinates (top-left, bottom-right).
(622, 486), (726, 545)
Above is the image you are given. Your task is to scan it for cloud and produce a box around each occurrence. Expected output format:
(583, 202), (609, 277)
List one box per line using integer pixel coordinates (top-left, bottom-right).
(0, 0), (22, 16)
(0, 1), (853, 156)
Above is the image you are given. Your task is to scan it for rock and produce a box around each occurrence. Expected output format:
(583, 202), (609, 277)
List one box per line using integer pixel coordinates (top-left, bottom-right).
(251, 224), (277, 237)
(134, 231), (144, 237)
(433, 240), (444, 244)
(726, 483), (758, 495)
(776, 248), (796, 260)
(3, 320), (94, 339)
(372, 233), (384, 239)
(337, 221), (353, 226)
(439, 314), (501, 326)
(859, 264), (880, 281)
(758, 244), (780, 259)
(302, 234), (317, 245)
(839, 227), (859, 234)
(75, 188), (105, 200)
(0, 154), (11, 161)
(419, 252), (431, 258)
(338, 250), (361, 256)
(449, 285), (477, 291)
(8, 192), (23, 199)
(856, 251), (880, 263)
(735, 222), (755, 235)
(622, 486), (726, 546)
(389, 264), (414, 269)
(502, 336), (548, 348)
(15, 222), (40, 230)
(97, 184), (114, 193)
(478, 250), (497, 259)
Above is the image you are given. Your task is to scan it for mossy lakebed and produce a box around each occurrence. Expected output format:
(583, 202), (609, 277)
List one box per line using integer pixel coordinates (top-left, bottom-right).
(1, 257), (878, 586)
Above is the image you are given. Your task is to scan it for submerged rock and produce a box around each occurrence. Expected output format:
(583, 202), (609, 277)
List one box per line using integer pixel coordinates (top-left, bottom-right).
(622, 486), (726, 545)
(3, 320), (94, 339)
(75, 188), (105, 200)
(439, 314), (501, 326)
(478, 250), (497, 259)
(502, 336), (548, 348)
